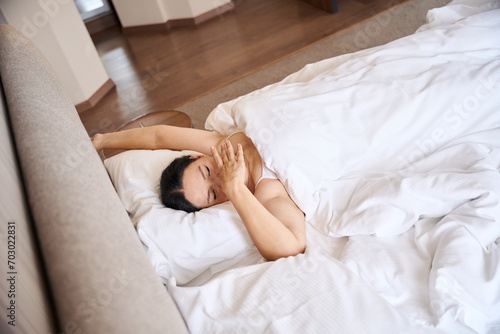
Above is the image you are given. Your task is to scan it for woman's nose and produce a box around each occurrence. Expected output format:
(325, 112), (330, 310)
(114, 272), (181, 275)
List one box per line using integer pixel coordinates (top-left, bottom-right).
(213, 176), (222, 187)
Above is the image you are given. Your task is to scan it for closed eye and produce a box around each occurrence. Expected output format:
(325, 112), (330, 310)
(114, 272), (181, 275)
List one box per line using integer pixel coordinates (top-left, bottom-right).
(212, 188), (217, 201)
(206, 166), (211, 177)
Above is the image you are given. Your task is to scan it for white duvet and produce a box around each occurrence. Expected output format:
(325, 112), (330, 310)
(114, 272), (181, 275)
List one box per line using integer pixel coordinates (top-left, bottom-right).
(168, 0), (500, 332)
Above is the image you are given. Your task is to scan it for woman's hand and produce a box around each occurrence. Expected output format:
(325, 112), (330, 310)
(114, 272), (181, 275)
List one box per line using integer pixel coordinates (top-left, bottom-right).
(91, 133), (105, 152)
(212, 140), (306, 261)
(211, 141), (246, 197)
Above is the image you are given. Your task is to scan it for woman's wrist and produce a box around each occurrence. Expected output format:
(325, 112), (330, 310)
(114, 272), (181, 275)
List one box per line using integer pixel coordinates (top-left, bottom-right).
(224, 181), (249, 201)
(91, 133), (107, 152)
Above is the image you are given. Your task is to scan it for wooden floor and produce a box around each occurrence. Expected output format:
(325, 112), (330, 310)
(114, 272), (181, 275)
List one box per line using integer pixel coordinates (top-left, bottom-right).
(80, 0), (407, 136)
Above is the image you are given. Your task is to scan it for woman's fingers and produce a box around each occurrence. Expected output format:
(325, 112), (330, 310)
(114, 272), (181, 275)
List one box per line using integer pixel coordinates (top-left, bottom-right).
(219, 143), (229, 164)
(211, 141), (242, 168)
(211, 146), (223, 168)
(225, 141), (235, 161)
(237, 143), (243, 162)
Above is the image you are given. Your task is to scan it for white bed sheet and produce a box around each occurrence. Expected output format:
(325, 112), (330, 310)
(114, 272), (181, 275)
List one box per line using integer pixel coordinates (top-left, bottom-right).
(167, 0), (500, 332)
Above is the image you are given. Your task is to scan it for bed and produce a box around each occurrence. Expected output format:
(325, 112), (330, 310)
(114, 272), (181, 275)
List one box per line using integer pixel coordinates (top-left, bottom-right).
(103, 0), (500, 332)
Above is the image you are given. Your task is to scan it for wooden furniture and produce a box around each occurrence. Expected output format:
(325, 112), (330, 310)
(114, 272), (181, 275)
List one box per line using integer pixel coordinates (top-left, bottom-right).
(102, 110), (192, 158)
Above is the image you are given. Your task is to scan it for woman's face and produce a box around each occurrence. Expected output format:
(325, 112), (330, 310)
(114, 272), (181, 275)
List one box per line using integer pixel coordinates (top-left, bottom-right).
(182, 156), (229, 209)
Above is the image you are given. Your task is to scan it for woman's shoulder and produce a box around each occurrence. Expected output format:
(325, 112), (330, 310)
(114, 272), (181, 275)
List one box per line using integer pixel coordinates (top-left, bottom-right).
(226, 132), (255, 151)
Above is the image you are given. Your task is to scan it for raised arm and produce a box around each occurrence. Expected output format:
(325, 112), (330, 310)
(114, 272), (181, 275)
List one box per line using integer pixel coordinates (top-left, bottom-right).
(92, 125), (226, 155)
(212, 142), (306, 261)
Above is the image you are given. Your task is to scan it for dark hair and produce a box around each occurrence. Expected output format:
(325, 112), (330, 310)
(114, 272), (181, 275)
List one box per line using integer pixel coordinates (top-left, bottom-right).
(159, 155), (200, 212)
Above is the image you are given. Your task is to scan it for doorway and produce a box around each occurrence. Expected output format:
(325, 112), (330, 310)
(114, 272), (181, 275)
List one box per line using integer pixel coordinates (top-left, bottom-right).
(74, 0), (120, 34)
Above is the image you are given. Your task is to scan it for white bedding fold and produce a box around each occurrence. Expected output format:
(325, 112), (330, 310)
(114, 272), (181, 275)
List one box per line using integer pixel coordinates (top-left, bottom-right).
(168, 247), (413, 334)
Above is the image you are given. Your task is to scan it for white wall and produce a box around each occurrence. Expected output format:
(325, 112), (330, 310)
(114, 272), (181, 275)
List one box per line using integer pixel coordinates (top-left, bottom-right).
(112, 0), (232, 27)
(188, 0), (229, 17)
(0, 0), (111, 106)
(111, 0), (170, 27)
(161, 0), (193, 19)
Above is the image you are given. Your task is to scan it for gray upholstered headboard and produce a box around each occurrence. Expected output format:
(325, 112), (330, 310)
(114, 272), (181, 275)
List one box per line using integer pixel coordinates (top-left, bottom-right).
(0, 8), (6, 25)
(0, 58), (58, 334)
(0, 24), (188, 333)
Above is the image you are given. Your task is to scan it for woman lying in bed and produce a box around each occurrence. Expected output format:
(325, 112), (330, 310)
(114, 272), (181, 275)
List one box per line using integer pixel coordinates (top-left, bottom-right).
(92, 125), (305, 261)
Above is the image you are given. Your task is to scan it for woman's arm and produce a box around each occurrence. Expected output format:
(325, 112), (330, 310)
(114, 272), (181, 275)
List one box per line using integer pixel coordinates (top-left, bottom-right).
(212, 142), (306, 261)
(92, 125), (225, 155)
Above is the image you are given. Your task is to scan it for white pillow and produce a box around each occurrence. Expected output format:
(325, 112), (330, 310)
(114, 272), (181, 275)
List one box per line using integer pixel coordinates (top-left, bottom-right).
(104, 149), (256, 285)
